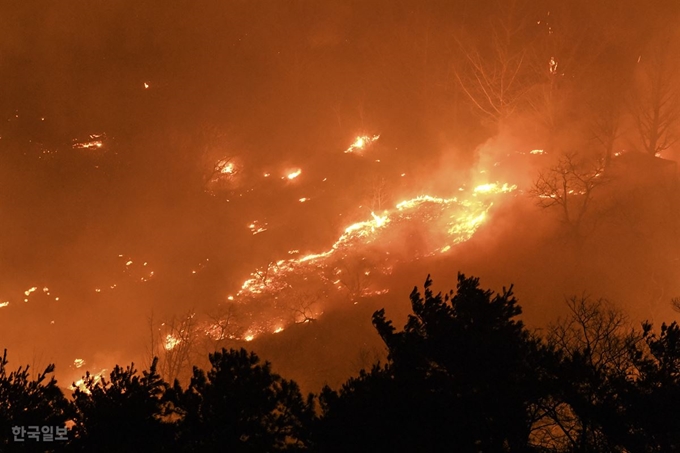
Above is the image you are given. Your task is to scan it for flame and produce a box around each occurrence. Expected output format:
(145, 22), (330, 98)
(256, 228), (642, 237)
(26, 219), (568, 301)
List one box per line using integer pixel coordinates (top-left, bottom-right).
(473, 183), (517, 194)
(345, 134), (380, 153)
(248, 220), (268, 235)
(195, 179), (517, 347)
(164, 334), (181, 351)
(287, 169), (302, 180)
(0, 301), (9, 308)
(219, 161), (235, 174)
(70, 368), (107, 394)
(72, 134), (105, 150)
(73, 358), (85, 368)
(24, 287), (37, 296)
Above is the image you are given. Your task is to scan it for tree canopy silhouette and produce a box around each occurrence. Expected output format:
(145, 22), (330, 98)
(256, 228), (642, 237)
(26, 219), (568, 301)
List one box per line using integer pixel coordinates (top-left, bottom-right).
(170, 348), (314, 452)
(315, 273), (552, 452)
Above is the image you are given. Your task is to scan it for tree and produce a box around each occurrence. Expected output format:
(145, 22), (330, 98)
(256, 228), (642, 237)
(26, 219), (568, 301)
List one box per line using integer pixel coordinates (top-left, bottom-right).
(171, 348), (314, 452)
(289, 291), (320, 325)
(333, 255), (374, 302)
(531, 152), (607, 236)
(315, 274), (552, 452)
(625, 321), (680, 451)
(69, 358), (174, 453)
(452, 0), (537, 128)
(628, 29), (680, 157)
(148, 310), (198, 384)
(365, 176), (390, 213)
(0, 350), (70, 451)
(541, 297), (642, 451)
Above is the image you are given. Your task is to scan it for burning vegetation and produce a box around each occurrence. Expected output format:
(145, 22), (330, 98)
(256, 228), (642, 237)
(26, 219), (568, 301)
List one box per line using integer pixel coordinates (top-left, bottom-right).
(1, 0), (680, 449)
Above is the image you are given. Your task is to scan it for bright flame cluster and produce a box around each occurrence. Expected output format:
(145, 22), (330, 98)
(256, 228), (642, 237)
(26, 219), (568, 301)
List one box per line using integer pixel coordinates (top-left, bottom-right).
(345, 135), (380, 154)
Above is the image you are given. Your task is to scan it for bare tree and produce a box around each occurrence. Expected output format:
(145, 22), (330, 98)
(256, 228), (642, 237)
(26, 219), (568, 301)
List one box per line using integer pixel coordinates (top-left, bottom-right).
(203, 303), (241, 353)
(529, 296), (641, 451)
(452, 0), (536, 127)
(366, 176), (390, 213)
(549, 296), (640, 374)
(628, 30), (680, 157)
(254, 261), (279, 288)
(590, 101), (624, 168)
(531, 152), (607, 235)
(147, 310), (198, 384)
(334, 255), (373, 301)
(290, 296), (318, 325)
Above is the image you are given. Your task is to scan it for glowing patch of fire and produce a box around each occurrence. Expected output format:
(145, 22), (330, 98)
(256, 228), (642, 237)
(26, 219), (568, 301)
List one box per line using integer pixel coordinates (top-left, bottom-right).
(73, 134), (105, 150)
(70, 369), (107, 394)
(218, 160), (235, 174)
(287, 169), (302, 180)
(473, 183), (517, 194)
(164, 334), (181, 351)
(345, 134), (380, 154)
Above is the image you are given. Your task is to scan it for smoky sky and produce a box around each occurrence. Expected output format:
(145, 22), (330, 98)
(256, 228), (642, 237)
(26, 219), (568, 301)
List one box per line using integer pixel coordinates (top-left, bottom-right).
(1, 0), (679, 390)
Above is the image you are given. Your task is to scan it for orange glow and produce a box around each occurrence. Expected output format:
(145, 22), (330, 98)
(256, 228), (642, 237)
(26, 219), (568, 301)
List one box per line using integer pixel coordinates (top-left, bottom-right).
(345, 134), (380, 153)
(164, 334), (181, 350)
(72, 134), (105, 150)
(287, 169), (302, 179)
(473, 183), (517, 194)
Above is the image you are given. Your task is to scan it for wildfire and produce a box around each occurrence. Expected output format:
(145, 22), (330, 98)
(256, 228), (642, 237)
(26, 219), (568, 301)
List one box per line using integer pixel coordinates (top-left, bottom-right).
(248, 220), (268, 235)
(217, 160), (235, 174)
(473, 183), (517, 194)
(72, 134), (105, 150)
(287, 169), (302, 180)
(0, 301), (9, 308)
(164, 334), (181, 351)
(70, 369), (107, 394)
(345, 134), (380, 154)
(187, 168), (517, 349)
(73, 358), (85, 369)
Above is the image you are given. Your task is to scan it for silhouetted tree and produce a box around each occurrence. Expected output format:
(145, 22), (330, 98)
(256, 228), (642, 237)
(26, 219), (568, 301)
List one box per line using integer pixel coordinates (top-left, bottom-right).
(628, 29), (680, 157)
(68, 358), (174, 453)
(625, 321), (680, 451)
(171, 348), (314, 452)
(314, 274), (552, 452)
(543, 297), (642, 451)
(453, 0), (538, 129)
(531, 152), (607, 237)
(0, 350), (70, 451)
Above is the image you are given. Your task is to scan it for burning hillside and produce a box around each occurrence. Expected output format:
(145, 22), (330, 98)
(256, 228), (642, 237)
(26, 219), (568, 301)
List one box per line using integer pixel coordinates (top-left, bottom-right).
(197, 182), (517, 344)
